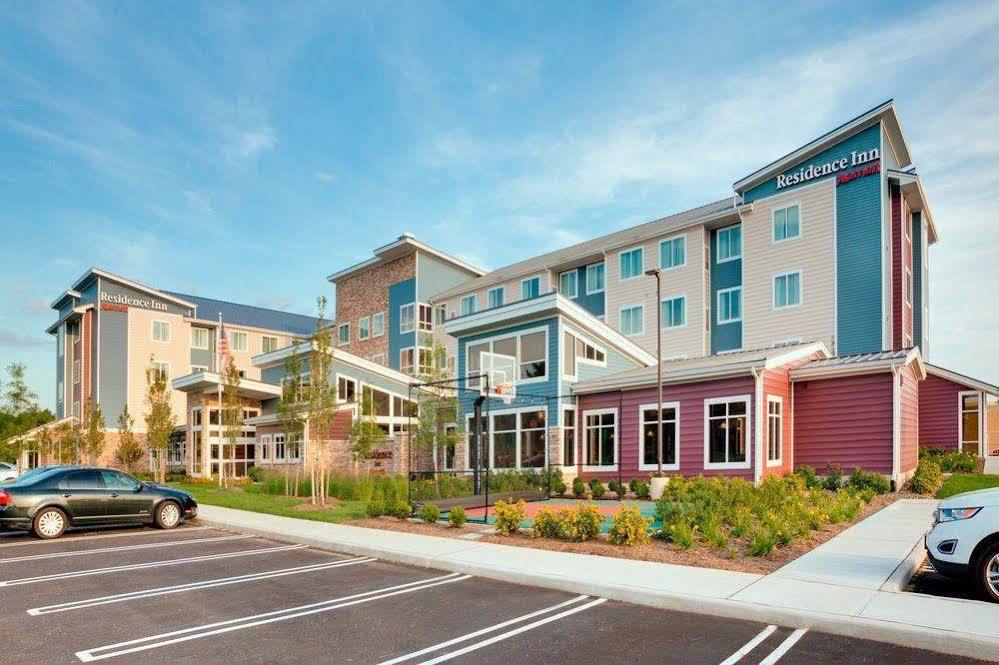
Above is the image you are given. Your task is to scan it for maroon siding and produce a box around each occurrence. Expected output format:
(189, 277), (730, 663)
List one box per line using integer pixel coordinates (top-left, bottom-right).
(761, 368), (792, 478)
(793, 372), (894, 474)
(919, 373), (966, 451)
(890, 185), (913, 348)
(575, 375), (756, 482)
(899, 365), (919, 474)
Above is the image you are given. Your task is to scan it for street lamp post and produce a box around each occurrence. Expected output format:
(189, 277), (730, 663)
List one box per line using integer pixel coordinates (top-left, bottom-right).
(645, 268), (663, 475)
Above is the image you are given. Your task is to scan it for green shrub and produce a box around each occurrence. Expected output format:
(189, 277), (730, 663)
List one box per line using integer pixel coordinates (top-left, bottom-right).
(493, 499), (527, 536)
(365, 499), (385, 518)
(418, 503), (441, 524)
(448, 506), (467, 528)
(552, 476), (567, 496)
(846, 468), (891, 495)
(608, 506), (652, 546)
(607, 479), (625, 498)
(562, 502), (604, 541)
(793, 465), (820, 489)
(588, 478), (606, 499)
(388, 501), (412, 520)
(748, 527), (778, 556)
(246, 466), (265, 483)
(939, 450), (978, 473)
(572, 477), (587, 498)
(908, 458), (943, 495)
(629, 478), (651, 499)
(531, 506), (563, 539)
(822, 464), (844, 491)
(661, 519), (696, 549)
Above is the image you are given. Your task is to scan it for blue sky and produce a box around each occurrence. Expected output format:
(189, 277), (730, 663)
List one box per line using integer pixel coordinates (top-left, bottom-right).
(1, 1), (997, 410)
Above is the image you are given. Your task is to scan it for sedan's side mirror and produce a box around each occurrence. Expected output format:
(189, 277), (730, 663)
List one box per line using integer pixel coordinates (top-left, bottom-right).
(134, 483), (145, 493)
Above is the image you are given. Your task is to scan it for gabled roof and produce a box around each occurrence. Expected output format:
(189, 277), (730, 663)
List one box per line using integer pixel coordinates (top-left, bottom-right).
(55, 268), (196, 310)
(887, 169), (939, 244)
(925, 363), (999, 396)
(251, 340), (415, 387)
(732, 99), (912, 193)
(572, 341), (829, 394)
(431, 198), (739, 302)
(327, 233), (485, 284)
(790, 347), (926, 381)
(167, 292), (318, 337)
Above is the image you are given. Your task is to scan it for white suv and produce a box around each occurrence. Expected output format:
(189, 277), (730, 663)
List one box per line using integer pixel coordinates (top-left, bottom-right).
(926, 487), (999, 602)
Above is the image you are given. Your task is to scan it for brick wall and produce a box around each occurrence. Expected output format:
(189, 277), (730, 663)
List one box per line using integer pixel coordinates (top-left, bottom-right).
(334, 254), (415, 363)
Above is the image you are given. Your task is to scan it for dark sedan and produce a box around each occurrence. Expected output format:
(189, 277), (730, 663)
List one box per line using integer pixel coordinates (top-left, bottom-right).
(0, 467), (197, 539)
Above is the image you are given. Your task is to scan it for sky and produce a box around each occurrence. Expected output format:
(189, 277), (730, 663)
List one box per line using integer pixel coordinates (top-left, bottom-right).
(1, 0), (997, 410)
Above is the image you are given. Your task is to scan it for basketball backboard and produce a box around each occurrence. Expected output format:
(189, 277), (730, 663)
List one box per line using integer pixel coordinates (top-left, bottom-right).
(480, 351), (516, 403)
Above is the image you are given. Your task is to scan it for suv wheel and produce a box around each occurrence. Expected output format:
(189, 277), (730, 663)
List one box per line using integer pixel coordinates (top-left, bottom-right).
(33, 507), (67, 539)
(975, 542), (999, 603)
(154, 501), (182, 530)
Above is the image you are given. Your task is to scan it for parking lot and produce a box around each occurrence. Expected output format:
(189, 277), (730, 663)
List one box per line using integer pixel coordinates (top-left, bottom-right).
(0, 524), (988, 664)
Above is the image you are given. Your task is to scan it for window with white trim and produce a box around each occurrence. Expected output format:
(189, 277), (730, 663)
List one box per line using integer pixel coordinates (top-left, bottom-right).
(337, 323), (350, 346)
(439, 424), (457, 470)
(358, 316), (371, 340)
(191, 365), (208, 374)
(487, 287), (504, 309)
(433, 305), (446, 326)
(191, 327), (210, 350)
(641, 403), (678, 469)
(586, 263), (605, 293)
(563, 332), (577, 378)
(619, 247), (643, 280)
(371, 312), (385, 337)
(620, 305), (644, 337)
(706, 397), (748, 467)
(518, 331), (546, 380)
(460, 295), (476, 316)
(558, 270), (578, 298)
(400, 303), (415, 334)
(152, 361), (170, 382)
(521, 277), (540, 300)
(717, 287), (742, 323)
(231, 331), (248, 352)
(773, 271), (802, 309)
(337, 376), (356, 403)
(767, 396), (782, 464)
(262, 336), (278, 353)
(418, 304), (433, 332)
(659, 236), (685, 270)
(468, 408), (546, 470)
(904, 268), (912, 306)
(772, 204), (800, 242)
(584, 410), (616, 468)
(400, 347), (415, 375)
(73, 359), (81, 384)
(152, 320), (170, 342)
(661, 296), (686, 328)
(961, 392), (980, 449)
(717, 225), (742, 262)
(562, 408), (576, 467)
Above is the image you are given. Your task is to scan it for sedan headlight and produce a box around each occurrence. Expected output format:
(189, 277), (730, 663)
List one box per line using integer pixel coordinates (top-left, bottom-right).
(935, 507), (982, 523)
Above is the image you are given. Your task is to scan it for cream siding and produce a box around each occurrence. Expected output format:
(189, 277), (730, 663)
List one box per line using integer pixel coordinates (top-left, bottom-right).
(127, 308), (190, 432)
(741, 178), (836, 351)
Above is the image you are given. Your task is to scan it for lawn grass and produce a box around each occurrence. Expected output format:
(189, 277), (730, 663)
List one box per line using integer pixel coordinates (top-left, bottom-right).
(170, 481), (368, 524)
(936, 473), (999, 499)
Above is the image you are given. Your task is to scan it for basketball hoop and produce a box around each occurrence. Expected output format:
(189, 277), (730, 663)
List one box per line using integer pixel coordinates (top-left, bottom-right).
(481, 351), (516, 405)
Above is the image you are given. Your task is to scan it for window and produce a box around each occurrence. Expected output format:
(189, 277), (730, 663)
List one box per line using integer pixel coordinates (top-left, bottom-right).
(337, 323), (350, 346)
(460, 295), (476, 316)
(358, 317), (371, 340)
(563, 332), (577, 378)
(641, 403), (679, 470)
(706, 397), (749, 468)
(152, 361), (170, 382)
(620, 305), (644, 337)
(337, 376), (357, 403)
(578, 338), (605, 364)
(518, 331), (546, 380)
(152, 320), (170, 342)
(400, 347), (415, 375)
(661, 296), (686, 329)
(101, 470), (140, 491)
(659, 236), (686, 270)
(466, 341), (488, 389)
(400, 303), (415, 334)
(586, 263), (605, 293)
(562, 408), (576, 466)
(73, 359), (81, 384)
(904, 268), (912, 306)
(439, 424), (457, 470)
(773, 272), (802, 309)
(191, 365), (208, 374)
(961, 392), (980, 451)
(231, 331), (248, 352)
(419, 304), (433, 332)
(772, 204), (801, 242)
(487, 287), (504, 309)
(767, 396), (782, 465)
(619, 247), (643, 280)
(191, 327), (210, 350)
(558, 271), (578, 298)
(521, 277), (540, 300)
(717, 225), (742, 262)
(717, 287), (742, 323)
(583, 409), (616, 469)
(475, 408), (547, 470)
(371, 312), (385, 337)
(371, 353), (386, 365)
(262, 336), (278, 353)
(434, 306), (448, 327)
(61, 470), (103, 490)
(519, 411), (546, 468)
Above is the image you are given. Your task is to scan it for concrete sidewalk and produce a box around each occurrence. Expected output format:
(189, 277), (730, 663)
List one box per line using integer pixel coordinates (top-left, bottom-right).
(198, 499), (999, 661)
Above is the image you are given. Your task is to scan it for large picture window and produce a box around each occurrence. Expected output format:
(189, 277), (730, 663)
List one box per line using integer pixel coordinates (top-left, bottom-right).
(640, 403), (678, 470)
(468, 408), (547, 470)
(767, 396), (782, 464)
(583, 409), (616, 469)
(705, 397), (749, 468)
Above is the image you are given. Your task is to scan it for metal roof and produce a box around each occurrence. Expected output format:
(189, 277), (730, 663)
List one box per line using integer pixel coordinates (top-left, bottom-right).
(795, 348), (909, 369)
(167, 292), (318, 336)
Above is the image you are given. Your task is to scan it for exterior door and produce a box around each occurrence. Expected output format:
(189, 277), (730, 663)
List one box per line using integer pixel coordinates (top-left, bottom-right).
(101, 470), (153, 521)
(58, 470), (109, 521)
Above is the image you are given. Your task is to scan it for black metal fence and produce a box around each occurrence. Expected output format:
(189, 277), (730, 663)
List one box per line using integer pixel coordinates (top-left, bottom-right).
(408, 466), (558, 523)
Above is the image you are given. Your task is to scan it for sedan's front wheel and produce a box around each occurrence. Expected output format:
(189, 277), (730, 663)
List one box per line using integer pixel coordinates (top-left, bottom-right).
(33, 508), (67, 539)
(977, 542), (999, 603)
(154, 501), (182, 530)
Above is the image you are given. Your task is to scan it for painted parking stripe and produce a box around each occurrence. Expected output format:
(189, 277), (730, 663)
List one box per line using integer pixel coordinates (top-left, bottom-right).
(0, 534), (250, 564)
(27, 556), (375, 615)
(758, 628), (807, 665)
(0, 526), (210, 549)
(409, 597), (607, 664)
(379, 595), (592, 665)
(76, 572), (471, 662)
(719, 625), (778, 665)
(0, 544), (306, 587)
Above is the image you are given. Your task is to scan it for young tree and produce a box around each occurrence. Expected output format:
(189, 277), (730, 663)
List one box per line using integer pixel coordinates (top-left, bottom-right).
(305, 297), (337, 506)
(81, 401), (106, 466)
(219, 356), (244, 488)
(144, 359), (176, 483)
(347, 389), (387, 473)
(276, 342), (307, 496)
(3, 362), (38, 415)
(114, 405), (142, 471)
(411, 340), (461, 473)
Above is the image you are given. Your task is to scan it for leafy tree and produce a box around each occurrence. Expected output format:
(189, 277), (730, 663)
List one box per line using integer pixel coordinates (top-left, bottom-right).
(0, 363), (52, 464)
(81, 401), (106, 465)
(114, 405), (143, 470)
(305, 297), (337, 505)
(348, 389), (388, 469)
(411, 340), (461, 473)
(3, 362), (38, 415)
(276, 342), (307, 496)
(144, 358), (176, 483)
(219, 356), (244, 488)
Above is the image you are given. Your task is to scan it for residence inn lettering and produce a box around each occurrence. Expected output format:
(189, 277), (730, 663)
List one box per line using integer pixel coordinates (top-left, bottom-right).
(776, 148), (880, 189)
(100, 291), (168, 312)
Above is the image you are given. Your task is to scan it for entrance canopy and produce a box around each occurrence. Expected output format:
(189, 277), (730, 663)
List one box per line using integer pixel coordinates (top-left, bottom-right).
(171, 371), (282, 400)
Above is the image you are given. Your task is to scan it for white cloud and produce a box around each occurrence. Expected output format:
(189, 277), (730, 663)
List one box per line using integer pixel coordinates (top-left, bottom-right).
(220, 123), (277, 162)
(314, 171), (334, 182)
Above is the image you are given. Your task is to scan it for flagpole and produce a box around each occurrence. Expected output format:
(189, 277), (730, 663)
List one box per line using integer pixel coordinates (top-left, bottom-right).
(217, 313), (223, 488)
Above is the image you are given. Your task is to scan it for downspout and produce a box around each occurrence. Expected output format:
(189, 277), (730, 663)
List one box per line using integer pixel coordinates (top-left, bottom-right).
(751, 367), (764, 485)
(891, 364), (901, 489)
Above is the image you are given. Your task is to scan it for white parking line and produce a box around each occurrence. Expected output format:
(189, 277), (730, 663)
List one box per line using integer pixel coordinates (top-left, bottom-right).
(409, 597), (607, 664)
(27, 556), (375, 615)
(378, 595), (592, 665)
(719, 625), (778, 665)
(759, 628), (807, 665)
(76, 572), (472, 662)
(0, 534), (250, 564)
(0, 526), (210, 549)
(0, 544), (306, 587)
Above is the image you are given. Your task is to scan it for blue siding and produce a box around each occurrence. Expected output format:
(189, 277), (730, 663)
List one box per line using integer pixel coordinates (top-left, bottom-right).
(98, 307), (128, 426)
(388, 278), (416, 370)
(912, 211), (923, 354)
(567, 266), (605, 317)
(710, 228), (742, 353)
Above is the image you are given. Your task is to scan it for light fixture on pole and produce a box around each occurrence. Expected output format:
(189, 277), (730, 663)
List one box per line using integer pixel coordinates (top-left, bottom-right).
(645, 268), (664, 475)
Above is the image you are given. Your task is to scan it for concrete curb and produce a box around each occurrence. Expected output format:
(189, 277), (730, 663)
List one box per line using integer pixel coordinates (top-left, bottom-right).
(200, 514), (999, 662)
(882, 532), (929, 593)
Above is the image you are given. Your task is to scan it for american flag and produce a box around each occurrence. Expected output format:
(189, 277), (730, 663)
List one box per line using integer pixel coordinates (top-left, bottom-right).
(218, 320), (232, 368)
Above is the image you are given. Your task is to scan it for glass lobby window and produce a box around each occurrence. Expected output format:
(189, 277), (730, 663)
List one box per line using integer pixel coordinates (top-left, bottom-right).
(642, 404), (677, 467)
(521, 277), (540, 300)
(773, 204), (801, 242)
(584, 411), (616, 467)
(660, 236), (686, 270)
(717, 225), (742, 262)
(661, 297), (685, 328)
(773, 272), (801, 309)
(586, 263), (605, 293)
(488, 287), (504, 309)
(559, 271), (578, 298)
(519, 411), (546, 468)
(619, 248), (643, 280)
(707, 398), (748, 466)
